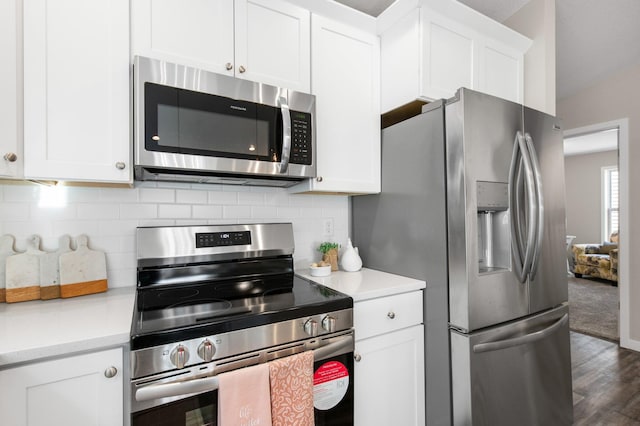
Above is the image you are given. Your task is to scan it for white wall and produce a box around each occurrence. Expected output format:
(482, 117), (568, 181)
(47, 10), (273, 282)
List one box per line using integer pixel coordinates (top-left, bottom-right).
(557, 62), (640, 344)
(0, 182), (349, 288)
(504, 0), (556, 115)
(564, 150), (618, 244)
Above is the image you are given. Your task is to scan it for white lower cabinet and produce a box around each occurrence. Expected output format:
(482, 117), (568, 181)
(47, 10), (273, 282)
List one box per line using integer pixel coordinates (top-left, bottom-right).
(353, 291), (425, 426)
(0, 347), (124, 426)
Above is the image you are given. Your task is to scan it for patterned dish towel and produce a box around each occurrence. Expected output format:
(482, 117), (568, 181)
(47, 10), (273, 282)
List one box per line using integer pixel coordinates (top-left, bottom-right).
(269, 351), (315, 426)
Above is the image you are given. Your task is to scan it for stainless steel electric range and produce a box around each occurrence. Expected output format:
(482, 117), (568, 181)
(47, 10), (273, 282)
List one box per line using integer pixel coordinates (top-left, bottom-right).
(130, 223), (354, 426)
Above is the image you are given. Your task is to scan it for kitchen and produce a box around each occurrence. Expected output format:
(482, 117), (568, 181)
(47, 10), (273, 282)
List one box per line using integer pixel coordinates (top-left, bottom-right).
(0, 0), (568, 425)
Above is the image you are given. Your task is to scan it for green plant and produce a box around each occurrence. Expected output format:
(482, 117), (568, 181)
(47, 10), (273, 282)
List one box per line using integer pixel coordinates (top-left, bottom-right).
(318, 242), (340, 254)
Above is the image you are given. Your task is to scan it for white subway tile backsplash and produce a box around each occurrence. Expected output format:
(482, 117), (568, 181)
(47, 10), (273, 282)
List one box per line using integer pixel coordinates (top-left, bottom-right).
(208, 191), (237, 205)
(192, 205), (223, 219)
(158, 204), (191, 219)
(52, 221), (100, 239)
(139, 188), (175, 203)
(0, 203), (30, 221)
(223, 205), (252, 219)
(100, 188), (138, 203)
(0, 182), (349, 288)
(120, 203), (158, 219)
(176, 189), (208, 204)
(238, 192), (265, 205)
(77, 203), (120, 220)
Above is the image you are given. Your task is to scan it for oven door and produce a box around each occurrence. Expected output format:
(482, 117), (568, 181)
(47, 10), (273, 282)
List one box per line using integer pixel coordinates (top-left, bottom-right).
(131, 332), (354, 426)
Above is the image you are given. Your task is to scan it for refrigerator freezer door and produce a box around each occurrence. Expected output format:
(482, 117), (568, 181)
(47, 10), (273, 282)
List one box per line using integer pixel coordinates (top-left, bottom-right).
(450, 304), (573, 426)
(523, 107), (568, 314)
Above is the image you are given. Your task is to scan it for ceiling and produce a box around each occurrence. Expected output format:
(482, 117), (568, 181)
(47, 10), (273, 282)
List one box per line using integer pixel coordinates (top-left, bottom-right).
(564, 128), (618, 157)
(334, 0), (640, 100)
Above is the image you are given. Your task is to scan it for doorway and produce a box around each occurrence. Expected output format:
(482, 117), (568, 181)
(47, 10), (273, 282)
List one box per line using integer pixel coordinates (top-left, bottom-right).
(563, 119), (630, 348)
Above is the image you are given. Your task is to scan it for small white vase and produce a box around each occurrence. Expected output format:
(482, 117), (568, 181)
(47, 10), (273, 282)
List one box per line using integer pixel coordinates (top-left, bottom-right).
(341, 238), (362, 272)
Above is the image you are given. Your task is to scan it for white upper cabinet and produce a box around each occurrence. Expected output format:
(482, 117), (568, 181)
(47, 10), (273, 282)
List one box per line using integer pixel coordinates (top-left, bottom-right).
(290, 14), (380, 194)
(23, 0), (131, 184)
(0, 0), (22, 179)
(380, 1), (531, 112)
(132, 0), (311, 93)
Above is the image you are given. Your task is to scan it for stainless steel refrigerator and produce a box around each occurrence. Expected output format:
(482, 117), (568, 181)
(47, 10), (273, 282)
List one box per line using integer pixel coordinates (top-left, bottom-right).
(352, 88), (573, 425)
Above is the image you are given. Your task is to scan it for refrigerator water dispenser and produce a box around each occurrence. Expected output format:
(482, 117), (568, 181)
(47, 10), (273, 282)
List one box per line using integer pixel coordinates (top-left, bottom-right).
(476, 181), (510, 273)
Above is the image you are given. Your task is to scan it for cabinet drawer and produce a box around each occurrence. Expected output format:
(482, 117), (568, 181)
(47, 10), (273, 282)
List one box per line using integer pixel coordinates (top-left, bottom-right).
(355, 291), (423, 340)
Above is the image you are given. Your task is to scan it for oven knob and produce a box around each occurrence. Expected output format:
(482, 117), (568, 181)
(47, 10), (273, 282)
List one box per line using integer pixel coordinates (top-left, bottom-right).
(303, 319), (318, 336)
(197, 339), (216, 362)
(170, 345), (190, 369)
(321, 315), (336, 333)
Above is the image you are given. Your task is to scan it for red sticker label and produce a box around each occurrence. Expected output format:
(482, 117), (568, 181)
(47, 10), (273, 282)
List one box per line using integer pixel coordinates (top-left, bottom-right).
(313, 361), (350, 410)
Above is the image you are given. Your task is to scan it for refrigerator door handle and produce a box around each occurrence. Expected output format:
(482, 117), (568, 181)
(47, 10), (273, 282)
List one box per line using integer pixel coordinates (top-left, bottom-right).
(524, 132), (545, 280)
(509, 131), (537, 282)
(472, 313), (568, 353)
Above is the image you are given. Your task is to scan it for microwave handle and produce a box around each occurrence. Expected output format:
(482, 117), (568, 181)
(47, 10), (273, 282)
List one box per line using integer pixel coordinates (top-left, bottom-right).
(278, 96), (291, 174)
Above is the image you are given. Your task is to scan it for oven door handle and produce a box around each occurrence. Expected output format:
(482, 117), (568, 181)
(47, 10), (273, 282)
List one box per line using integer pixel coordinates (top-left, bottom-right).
(135, 335), (354, 402)
(136, 376), (220, 402)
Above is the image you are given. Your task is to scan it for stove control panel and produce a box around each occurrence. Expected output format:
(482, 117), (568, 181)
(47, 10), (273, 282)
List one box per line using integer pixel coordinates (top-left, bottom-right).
(195, 231), (251, 248)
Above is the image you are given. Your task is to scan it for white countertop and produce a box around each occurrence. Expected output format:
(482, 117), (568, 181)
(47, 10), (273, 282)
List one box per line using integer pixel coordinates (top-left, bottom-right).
(0, 287), (135, 368)
(296, 267), (425, 302)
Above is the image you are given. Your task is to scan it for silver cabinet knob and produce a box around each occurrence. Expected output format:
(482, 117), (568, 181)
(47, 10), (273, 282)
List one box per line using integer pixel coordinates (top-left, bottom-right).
(354, 353), (362, 362)
(104, 366), (118, 378)
(387, 311), (396, 319)
(3, 153), (17, 162)
(316, 176), (323, 182)
(170, 344), (189, 369)
(197, 339), (215, 362)
(115, 162), (126, 170)
(238, 65), (246, 73)
(303, 319), (318, 336)
(225, 62), (233, 71)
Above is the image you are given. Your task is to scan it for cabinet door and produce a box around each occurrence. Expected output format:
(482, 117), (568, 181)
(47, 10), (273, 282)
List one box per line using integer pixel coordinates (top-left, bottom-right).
(0, 348), (124, 426)
(380, 8), (421, 113)
(23, 0), (131, 184)
(131, 0), (235, 75)
(477, 38), (524, 103)
(234, 0), (310, 92)
(422, 10), (477, 100)
(354, 325), (425, 426)
(292, 15), (380, 194)
(0, 0), (22, 178)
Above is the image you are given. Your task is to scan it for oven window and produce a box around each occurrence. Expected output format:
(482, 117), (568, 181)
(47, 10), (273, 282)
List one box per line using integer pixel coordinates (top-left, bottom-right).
(145, 82), (281, 162)
(132, 391), (216, 426)
(314, 352), (354, 426)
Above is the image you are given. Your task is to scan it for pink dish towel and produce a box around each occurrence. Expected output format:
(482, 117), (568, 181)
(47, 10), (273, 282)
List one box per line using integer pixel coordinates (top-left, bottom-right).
(218, 363), (273, 426)
(269, 351), (315, 426)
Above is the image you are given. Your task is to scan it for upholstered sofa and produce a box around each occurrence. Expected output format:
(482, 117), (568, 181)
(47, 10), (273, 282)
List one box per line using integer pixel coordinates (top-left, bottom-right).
(571, 237), (618, 284)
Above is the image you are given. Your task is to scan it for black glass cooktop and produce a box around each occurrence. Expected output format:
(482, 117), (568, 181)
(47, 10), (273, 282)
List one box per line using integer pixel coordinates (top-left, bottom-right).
(130, 275), (352, 350)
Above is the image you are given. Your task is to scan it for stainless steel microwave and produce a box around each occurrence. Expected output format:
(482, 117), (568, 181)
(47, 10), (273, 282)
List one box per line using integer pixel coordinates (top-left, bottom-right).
(133, 56), (316, 187)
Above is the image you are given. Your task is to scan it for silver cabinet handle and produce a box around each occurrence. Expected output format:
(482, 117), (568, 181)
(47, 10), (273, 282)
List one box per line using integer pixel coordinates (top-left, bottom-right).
(316, 176), (323, 182)
(115, 162), (126, 170)
(387, 311), (396, 319)
(225, 62), (233, 71)
(104, 366), (118, 378)
(238, 65), (246, 73)
(4, 153), (17, 162)
(354, 353), (362, 362)
(473, 314), (568, 353)
(278, 96), (291, 174)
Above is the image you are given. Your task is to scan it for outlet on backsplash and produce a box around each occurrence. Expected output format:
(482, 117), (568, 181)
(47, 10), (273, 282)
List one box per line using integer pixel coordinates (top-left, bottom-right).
(323, 219), (334, 237)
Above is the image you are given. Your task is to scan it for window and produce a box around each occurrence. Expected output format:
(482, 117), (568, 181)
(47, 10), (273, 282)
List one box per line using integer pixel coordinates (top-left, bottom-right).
(602, 166), (619, 241)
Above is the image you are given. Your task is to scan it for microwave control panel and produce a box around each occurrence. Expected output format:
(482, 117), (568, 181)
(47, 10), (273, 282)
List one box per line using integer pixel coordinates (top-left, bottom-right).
(291, 111), (312, 165)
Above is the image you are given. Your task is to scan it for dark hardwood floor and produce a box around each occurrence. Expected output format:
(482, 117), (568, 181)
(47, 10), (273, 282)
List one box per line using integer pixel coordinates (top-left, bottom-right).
(572, 331), (640, 425)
